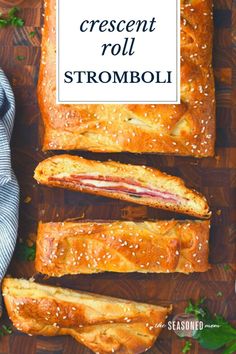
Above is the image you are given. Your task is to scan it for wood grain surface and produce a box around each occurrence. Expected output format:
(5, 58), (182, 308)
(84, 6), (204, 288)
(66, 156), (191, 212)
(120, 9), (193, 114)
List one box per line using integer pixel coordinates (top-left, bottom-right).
(0, 0), (235, 353)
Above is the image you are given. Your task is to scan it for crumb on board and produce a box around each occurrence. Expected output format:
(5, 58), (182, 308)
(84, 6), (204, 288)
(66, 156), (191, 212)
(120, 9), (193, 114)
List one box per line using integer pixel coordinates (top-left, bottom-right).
(24, 196), (32, 204)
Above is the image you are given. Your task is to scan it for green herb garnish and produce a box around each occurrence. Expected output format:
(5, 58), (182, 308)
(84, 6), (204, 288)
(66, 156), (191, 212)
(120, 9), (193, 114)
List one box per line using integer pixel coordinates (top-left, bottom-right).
(0, 325), (12, 336)
(0, 19), (9, 28)
(10, 16), (24, 27)
(29, 30), (36, 38)
(0, 7), (24, 28)
(184, 298), (236, 353)
(223, 341), (236, 354)
(8, 7), (19, 17)
(185, 297), (206, 317)
(16, 55), (26, 61)
(223, 264), (231, 271)
(16, 242), (36, 261)
(182, 340), (192, 353)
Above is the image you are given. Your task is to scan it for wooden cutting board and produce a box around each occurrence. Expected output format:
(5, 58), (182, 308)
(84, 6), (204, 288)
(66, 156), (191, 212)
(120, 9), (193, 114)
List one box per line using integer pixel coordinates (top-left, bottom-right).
(0, 0), (235, 353)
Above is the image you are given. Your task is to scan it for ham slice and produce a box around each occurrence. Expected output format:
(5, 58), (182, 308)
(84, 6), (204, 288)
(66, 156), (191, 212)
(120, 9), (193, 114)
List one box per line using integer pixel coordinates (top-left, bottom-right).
(49, 174), (188, 204)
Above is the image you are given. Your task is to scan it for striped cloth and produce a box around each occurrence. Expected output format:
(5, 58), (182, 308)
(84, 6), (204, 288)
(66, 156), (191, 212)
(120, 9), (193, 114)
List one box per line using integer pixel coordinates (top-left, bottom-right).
(0, 69), (19, 314)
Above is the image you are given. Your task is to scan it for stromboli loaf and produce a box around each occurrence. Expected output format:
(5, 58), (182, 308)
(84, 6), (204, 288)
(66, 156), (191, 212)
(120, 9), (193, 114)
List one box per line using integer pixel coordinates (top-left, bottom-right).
(36, 220), (210, 276)
(3, 278), (171, 354)
(34, 154), (211, 218)
(38, 0), (215, 156)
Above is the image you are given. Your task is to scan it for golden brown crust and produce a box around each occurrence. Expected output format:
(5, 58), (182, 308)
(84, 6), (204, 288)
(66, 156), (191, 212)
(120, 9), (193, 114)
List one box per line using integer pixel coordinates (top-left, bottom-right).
(3, 278), (171, 354)
(36, 220), (210, 276)
(34, 154), (211, 218)
(38, 0), (215, 156)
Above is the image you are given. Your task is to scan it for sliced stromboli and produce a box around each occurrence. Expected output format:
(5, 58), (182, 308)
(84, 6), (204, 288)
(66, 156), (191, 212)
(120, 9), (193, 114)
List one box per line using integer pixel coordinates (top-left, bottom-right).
(34, 155), (211, 218)
(36, 220), (210, 276)
(3, 278), (171, 354)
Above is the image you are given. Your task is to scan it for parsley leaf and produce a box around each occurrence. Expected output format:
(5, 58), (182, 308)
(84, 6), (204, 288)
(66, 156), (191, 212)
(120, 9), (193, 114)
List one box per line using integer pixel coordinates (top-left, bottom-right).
(0, 325), (12, 336)
(224, 264), (231, 271)
(0, 7), (24, 29)
(10, 17), (24, 27)
(16, 242), (36, 261)
(222, 341), (236, 354)
(184, 298), (236, 351)
(29, 30), (36, 38)
(182, 340), (192, 353)
(185, 298), (206, 318)
(0, 19), (8, 28)
(16, 55), (26, 61)
(8, 7), (19, 17)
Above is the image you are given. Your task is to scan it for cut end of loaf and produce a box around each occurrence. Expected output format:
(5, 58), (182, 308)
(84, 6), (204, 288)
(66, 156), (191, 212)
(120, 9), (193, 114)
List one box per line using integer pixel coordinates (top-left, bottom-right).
(3, 278), (171, 354)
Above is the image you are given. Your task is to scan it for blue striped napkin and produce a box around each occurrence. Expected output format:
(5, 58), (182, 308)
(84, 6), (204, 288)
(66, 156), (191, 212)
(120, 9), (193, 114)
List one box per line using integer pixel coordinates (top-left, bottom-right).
(0, 69), (19, 314)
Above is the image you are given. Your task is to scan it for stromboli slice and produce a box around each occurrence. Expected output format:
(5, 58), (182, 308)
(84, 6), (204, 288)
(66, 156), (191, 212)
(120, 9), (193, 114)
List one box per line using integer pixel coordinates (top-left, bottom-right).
(3, 278), (171, 354)
(34, 155), (211, 218)
(36, 220), (210, 276)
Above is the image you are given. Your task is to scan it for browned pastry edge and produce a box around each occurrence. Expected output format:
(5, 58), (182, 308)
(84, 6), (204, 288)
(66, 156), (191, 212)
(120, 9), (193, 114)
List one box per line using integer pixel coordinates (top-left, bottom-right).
(35, 220), (210, 276)
(34, 154), (211, 218)
(3, 278), (172, 354)
(38, 0), (215, 157)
